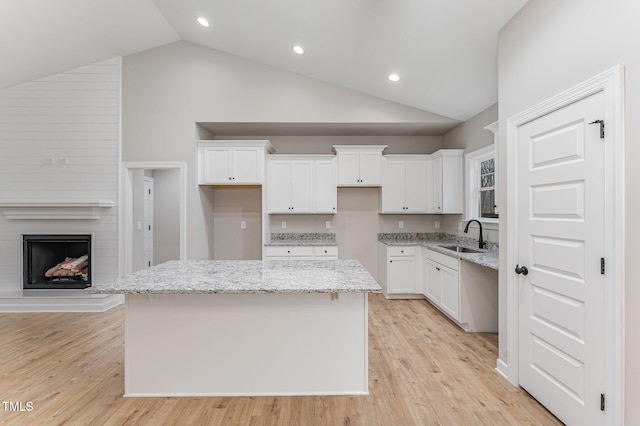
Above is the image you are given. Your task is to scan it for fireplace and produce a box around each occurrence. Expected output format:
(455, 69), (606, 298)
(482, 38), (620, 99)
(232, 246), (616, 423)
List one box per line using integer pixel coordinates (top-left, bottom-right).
(23, 235), (92, 289)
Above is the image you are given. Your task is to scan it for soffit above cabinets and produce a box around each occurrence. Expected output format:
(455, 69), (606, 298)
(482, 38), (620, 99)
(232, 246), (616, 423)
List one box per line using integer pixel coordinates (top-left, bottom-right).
(197, 121), (460, 137)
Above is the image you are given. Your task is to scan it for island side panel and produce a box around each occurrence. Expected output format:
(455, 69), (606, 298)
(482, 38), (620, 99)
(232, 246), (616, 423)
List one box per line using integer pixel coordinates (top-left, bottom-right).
(124, 292), (369, 396)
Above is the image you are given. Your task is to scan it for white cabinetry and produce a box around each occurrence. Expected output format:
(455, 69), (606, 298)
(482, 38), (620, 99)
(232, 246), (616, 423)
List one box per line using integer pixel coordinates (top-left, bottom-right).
(428, 149), (464, 213)
(377, 244), (422, 299)
(197, 140), (275, 185)
(381, 156), (429, 213)
(314, 158), (338, 213)
(333, 145), (387, 186)
(423, 252), (460, 321)
(264, 246), (338, 260)
(267, 155), (337, 214)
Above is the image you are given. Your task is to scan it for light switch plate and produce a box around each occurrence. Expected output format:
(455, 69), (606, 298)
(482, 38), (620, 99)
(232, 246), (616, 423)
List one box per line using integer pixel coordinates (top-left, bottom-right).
(399, 220), (405, 229)
(434, 221), (440, 229)
(241, 221), (246, 229)
(325, 221), (331, 229)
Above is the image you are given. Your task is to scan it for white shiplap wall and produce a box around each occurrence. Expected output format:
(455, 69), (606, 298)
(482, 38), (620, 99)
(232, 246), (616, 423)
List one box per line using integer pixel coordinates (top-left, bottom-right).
(0, 58), (120, 291)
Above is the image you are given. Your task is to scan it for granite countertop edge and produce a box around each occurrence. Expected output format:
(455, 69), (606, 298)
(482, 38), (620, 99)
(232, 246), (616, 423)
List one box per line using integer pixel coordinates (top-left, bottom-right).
(85, 259), (381, 295)
(378, 233), (499, 270)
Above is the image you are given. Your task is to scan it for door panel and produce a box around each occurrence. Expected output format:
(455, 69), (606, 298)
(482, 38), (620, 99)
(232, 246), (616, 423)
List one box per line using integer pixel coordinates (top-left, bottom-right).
(517, 91), (605, 425)
(381, 160), (405, 212)
(290, 161), (313, 213)
(405, 160), (428, 212)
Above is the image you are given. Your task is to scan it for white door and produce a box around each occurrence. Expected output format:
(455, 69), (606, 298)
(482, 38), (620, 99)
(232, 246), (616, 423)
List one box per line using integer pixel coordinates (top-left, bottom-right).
(268, 161), (291, 213)
(424, 259), (441, 304)
(290, 161), (313, 213)
(203, 148), (231, 182)
(337, 152), (359, 185)
(358, 152), (382, 185)
(440, 266), (459, 321)
(517, 91), (605, 425)
(314, 159), (337, 213)
(388, 256), (416, 294)
(382, 159), (405, 212)
(143, 177), (154, 268)
(233, 148), (260, 183)
(405, 159), (428, 212)
(431, 157), (442, 212)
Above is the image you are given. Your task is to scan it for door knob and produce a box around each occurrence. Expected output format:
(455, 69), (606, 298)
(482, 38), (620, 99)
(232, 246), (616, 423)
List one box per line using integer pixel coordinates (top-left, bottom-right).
(515, 265), (529, 276)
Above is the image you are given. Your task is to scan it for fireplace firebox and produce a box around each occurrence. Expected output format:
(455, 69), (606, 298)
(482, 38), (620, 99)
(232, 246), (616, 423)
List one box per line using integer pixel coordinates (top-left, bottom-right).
(23, 235), (92, 289)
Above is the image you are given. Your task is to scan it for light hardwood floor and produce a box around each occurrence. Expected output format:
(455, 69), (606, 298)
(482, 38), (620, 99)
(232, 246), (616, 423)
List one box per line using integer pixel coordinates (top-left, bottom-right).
(0, 294), (561, 425)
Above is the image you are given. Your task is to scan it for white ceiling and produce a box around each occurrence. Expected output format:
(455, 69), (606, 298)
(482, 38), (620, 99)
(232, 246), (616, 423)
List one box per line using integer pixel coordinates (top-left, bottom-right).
(2, 0), (527, 122)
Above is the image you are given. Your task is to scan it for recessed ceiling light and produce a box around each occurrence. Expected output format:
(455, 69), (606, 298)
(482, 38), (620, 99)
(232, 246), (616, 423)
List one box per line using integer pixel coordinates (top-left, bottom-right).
(197, 17), (210, 28)
(388, 74), (400, 82)
(292, 45), (305, 55)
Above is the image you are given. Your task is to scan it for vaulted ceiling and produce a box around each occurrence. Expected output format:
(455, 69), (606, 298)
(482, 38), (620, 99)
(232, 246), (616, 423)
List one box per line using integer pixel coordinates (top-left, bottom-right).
(2, 0), (527, 121)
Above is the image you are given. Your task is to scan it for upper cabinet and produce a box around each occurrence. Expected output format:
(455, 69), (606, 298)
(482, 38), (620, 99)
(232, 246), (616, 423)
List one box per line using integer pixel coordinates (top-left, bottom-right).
(267, 155), (337, 214)
(332, 145), (387, 186)
(197, 140), (275, 185)
(381, 155), (429, 213)
(429, 149), (464, 214)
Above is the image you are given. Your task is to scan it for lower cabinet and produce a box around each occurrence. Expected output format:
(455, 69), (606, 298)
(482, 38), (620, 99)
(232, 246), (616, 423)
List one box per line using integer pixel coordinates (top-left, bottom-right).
(264, 246), (338, 260)
(378, 244), (421, 298)
(423, 254), (460, 322)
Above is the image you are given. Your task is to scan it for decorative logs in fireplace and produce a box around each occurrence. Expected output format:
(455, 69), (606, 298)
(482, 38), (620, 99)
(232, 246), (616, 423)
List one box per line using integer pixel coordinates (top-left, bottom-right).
(23, 235), (92, 289)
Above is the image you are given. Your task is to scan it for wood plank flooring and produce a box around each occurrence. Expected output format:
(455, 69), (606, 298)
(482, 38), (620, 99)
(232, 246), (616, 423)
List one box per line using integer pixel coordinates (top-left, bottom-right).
(0, 294), (561, 425)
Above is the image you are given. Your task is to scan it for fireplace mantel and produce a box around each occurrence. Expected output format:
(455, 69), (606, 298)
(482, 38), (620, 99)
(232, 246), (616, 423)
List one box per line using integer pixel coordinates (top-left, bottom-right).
(0, 200), (115, 220)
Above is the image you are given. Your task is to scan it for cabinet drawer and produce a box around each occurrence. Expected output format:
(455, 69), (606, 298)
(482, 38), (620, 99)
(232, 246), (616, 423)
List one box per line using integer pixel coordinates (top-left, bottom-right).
(265, 246), (314, 257)
(423, 248), (459, 270)
(387, 246), (415, 256)
(314, 246), (338, 258)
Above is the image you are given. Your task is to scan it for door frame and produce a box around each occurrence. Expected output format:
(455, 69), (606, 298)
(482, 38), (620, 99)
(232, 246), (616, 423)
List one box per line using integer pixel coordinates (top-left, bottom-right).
(505, 65), (625, 423)
(120, 162), (187, 275)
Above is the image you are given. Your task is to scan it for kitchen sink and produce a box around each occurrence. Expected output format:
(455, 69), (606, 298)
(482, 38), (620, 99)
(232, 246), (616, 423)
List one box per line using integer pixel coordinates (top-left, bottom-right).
(439, 244), (484, 254)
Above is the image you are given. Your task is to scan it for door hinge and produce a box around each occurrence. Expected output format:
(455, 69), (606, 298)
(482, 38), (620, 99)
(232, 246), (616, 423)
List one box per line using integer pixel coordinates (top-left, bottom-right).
(601, 257), (605, 274)
(601, 393), (605, 411)
(589, 119), (605, 139)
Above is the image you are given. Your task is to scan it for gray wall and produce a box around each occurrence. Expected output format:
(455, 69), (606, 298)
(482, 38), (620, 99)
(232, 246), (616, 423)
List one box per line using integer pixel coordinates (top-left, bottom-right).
(498, 1), (639, 419)
(122, 41), (449, 271)
(441, 103), (499, 243)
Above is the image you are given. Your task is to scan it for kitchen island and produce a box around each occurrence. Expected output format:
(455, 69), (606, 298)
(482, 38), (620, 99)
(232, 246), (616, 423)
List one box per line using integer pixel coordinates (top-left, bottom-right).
(86, 260), (381, 397)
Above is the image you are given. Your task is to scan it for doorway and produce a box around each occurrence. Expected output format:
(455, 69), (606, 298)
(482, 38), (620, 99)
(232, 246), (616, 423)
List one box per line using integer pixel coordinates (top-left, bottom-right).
(121, 163), (187, 275)
(506, 66), (624, 424)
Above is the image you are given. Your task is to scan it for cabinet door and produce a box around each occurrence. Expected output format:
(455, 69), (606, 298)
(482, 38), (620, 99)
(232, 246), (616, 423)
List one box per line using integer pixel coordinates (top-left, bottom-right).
(314, 160), (337, 213)
(405, 159), (428, 212)
(290, 161), (313, 213)
(268, 161), (292, 213)
(432, 157), (443, 212)
(440, 265), (460, 320)
(203, 148), (232, 182)
(337, 152), (360, 185)
(388, 256), (416, 294)
(233, 148), (261, 183)
(358, 152), (382, 185)
(424, 259), (442, 304)
(381, 160), (405, 213)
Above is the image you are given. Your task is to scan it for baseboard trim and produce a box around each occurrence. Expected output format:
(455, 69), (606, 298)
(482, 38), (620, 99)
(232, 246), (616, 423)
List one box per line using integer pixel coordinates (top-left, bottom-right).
(0, 293), (123, 312)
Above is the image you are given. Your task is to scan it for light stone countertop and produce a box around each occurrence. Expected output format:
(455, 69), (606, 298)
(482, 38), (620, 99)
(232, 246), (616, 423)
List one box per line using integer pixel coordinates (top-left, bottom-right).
(85, 260), (380, 294)
(264, 233), (338, 246)
(378, 233), (499, 270)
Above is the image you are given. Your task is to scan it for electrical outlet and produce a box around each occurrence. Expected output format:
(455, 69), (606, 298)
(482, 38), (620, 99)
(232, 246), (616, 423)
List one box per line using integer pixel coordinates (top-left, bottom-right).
(281, 221), (287, 229)
(241, 221), (246, 229)
(325, 221), (331, 229)
(459, 221), (463, 231)
(136, 221), (142, 231)
(434, 221), (440, 229)
(399, 220), (405, 229)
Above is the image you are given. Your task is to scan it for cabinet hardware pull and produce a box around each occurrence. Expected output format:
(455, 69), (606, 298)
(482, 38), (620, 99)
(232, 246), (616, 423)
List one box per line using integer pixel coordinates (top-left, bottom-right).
(436, 267), (440, 271)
